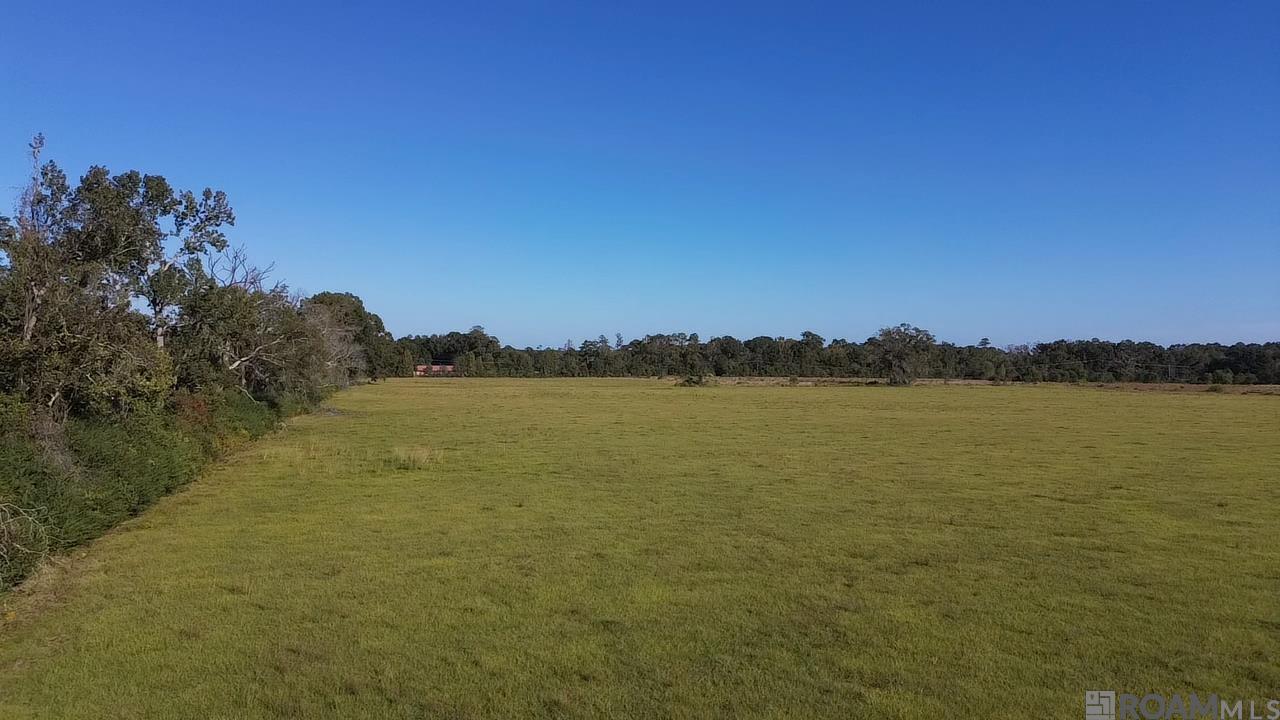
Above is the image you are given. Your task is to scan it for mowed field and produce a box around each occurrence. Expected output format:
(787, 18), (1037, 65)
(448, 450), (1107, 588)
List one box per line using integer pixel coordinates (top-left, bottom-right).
(1, 379), (1277, 719)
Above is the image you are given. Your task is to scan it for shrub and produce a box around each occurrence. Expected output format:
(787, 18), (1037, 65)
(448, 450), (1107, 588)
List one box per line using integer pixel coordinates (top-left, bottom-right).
(0, 388), (297, 590)
(28, 413), (204, 548)
(174, 389), (278, 457)
(0, 393), (29, 432)
(678, 374), (710, 387)
(215, 391), (279, 438)
(0, 503), (49, 587)
(0, 396), (56, 586)
(271, 390), (319, 419)
(0, 396), (52, 509)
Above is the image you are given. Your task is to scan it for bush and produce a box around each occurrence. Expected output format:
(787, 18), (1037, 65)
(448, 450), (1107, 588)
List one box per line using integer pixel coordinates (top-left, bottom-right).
(212, 390), (279, 439)
(271, 390), (319, 419)
(173, 389), (278, 457)
(0, 503), (49, 587)
(0, 396), (52, 508)
(0, 396), (56, 586)
(0, 388), (297, 590)
(49, 413), (205, 546)
(678, 374), (711, 387)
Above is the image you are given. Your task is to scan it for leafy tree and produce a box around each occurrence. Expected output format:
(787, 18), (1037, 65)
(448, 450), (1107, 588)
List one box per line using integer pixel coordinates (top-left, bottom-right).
(0, 137), (175, 416)
(869, 324), (937, 385)
(139, 186), (234, 349)
(305, 292), (399, 380)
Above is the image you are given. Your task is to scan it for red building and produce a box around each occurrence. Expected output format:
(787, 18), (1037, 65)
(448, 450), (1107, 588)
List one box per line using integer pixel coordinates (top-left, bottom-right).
(413, 363), (457, 377)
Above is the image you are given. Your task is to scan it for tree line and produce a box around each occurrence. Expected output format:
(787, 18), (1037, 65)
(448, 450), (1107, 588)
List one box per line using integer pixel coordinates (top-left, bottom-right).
(398, 326), (1279, 386)
(0, 138), (399, 588)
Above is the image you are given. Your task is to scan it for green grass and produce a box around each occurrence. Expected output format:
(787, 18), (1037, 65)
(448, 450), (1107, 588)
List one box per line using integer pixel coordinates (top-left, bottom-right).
(2, 379), (1277, 718)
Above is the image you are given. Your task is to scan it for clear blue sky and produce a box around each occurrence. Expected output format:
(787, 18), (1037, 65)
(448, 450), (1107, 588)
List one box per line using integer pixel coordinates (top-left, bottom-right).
(2, 1), (1277, 348)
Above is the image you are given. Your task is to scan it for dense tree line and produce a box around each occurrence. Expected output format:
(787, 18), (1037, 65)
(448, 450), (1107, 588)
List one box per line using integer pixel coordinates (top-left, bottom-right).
(399, 326), (1280, 385)
(0, 138), (396, 588)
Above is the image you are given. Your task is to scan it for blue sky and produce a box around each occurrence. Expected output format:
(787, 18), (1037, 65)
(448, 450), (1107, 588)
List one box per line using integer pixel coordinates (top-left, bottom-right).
(2, 1), (1277, 347)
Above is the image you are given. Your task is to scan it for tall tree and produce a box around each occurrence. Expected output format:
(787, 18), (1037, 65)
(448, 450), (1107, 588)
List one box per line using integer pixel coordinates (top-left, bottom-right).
(305, 292), (400, 380)
(0, 136), (174, 416)
(869, 324), (937, 385)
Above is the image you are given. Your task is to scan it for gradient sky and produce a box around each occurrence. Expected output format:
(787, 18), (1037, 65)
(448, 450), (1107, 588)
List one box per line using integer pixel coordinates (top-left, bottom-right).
(2, 1), (1277, 347)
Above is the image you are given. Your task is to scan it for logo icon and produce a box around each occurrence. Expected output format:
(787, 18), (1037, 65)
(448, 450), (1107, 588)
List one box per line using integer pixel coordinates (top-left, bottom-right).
(1086, 691), (1117, 720)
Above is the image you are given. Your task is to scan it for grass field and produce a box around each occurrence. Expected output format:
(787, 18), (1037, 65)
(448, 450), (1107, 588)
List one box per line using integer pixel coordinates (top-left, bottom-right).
(1, 379), (1277, 718)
